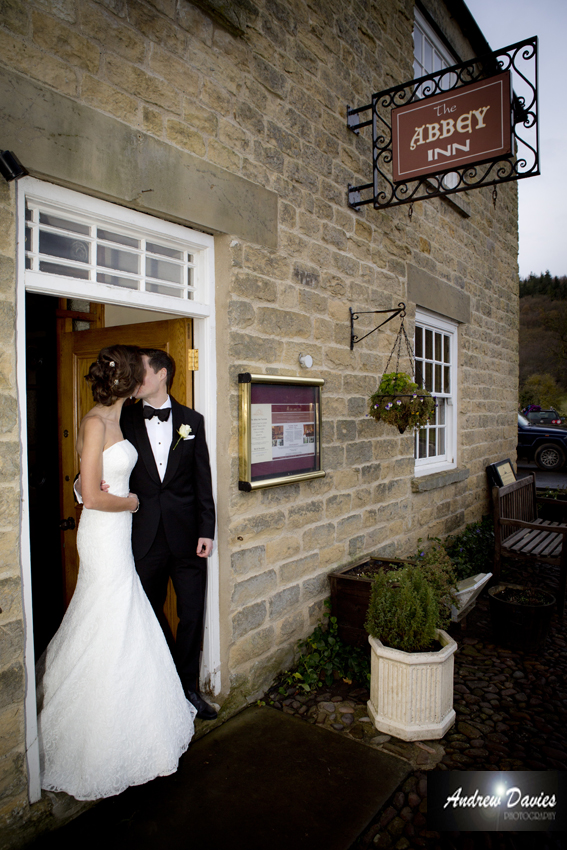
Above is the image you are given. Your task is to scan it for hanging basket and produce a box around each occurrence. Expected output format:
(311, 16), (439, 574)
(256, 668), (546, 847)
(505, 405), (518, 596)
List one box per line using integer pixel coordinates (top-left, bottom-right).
(367, 312), (435, 434)
(368, 373), (435, 433)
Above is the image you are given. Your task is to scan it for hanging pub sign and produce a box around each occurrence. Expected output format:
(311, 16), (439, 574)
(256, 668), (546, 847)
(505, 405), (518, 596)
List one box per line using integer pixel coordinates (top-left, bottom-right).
(391, 72), (512, 183)
(346, 37), (539, 211)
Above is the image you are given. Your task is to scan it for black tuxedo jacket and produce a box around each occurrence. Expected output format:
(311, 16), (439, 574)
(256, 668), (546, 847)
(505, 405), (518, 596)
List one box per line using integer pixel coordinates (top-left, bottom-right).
(120, 397), (215, 562)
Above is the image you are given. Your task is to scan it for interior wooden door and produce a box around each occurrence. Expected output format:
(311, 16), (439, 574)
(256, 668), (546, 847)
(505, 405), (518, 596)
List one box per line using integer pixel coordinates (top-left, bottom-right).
(58, 318), (193, 637)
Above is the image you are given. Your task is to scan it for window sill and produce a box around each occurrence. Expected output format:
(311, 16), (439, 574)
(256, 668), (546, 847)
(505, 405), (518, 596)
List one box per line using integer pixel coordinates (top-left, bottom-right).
(411, 467), (469, 493)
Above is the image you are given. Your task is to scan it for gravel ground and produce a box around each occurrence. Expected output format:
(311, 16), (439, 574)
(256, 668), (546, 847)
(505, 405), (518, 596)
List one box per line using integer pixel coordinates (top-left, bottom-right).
(263, 558), (567, 849)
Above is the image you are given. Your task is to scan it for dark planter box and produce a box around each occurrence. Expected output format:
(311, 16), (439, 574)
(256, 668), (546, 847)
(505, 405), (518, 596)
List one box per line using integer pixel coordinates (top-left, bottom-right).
(536, 494), (567, 523)
(329, 556), (414, 649)
(488, 583), (555, 651)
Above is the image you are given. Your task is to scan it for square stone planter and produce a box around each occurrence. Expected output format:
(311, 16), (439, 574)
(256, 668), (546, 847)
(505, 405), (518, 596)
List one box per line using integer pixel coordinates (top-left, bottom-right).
(367, 629), (457, 741)
(329, 557), (414, 649)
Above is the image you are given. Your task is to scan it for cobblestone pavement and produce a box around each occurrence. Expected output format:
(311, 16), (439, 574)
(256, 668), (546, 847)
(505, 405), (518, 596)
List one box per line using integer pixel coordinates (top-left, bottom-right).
(263, 560), (567, 849)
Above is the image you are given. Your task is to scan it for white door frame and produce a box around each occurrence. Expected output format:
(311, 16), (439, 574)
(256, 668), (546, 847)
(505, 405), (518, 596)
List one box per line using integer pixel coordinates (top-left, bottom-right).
(16, 177), (220, 803)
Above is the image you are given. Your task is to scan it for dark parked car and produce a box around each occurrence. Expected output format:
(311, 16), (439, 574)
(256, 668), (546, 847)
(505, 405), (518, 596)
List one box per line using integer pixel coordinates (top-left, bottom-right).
(517, 413), (567, 471)
(525, 409), (563, 426)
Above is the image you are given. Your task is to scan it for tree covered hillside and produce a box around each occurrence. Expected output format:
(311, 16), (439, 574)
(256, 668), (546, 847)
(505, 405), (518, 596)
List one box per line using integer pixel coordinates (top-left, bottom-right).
(520, 272), (567, 406)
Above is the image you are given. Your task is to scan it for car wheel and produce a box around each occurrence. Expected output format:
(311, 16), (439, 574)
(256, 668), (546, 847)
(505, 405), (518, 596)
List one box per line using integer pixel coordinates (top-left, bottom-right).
(534, 443), (566, 471)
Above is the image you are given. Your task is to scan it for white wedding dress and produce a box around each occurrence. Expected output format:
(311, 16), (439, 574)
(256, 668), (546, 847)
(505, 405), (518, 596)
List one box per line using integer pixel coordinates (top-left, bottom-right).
(37, 440), (196, 800)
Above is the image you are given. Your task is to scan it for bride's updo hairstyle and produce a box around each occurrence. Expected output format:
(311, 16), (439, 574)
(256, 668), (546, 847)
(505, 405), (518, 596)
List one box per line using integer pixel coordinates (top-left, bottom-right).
(85, 345), (144, 406)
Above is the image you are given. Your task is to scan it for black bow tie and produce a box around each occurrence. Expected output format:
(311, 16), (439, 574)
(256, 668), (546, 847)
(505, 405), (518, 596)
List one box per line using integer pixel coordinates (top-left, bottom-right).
(143, 406), (171, 422)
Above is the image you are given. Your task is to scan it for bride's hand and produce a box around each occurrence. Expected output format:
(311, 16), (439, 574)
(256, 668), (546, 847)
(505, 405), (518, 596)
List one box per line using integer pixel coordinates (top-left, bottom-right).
(128, 493), (140, 513)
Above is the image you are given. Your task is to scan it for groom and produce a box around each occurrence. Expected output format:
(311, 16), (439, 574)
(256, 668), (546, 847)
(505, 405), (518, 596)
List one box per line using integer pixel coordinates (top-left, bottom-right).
(120, 349), (217, 721)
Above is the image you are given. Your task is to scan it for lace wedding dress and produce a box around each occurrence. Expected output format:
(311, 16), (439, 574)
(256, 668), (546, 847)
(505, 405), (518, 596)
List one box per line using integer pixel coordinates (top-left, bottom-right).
(37, 440), (196, 800)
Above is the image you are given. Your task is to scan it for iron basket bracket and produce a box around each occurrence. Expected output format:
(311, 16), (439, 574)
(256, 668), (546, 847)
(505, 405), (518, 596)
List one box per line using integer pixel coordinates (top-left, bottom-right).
(350, 302), (406, 350)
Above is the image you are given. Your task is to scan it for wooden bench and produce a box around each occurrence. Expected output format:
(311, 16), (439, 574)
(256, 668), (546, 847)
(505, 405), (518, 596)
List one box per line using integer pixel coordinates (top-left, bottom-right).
(493, 473), (567, 618)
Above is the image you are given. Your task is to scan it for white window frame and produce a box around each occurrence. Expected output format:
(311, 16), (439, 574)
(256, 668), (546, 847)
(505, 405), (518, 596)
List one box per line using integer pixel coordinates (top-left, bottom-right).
(414, 309), (458, 477)
(16, 177), (220, 803)
(413, 9), (460, 189)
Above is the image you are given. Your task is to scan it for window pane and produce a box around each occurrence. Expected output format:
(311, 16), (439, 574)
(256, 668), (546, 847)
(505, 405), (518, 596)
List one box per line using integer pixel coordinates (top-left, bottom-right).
(25, 207), (33, 221)
(40, 213), (90, 235)
(25, 226), (31, 252)
(444, 335), (450, 363)
(428, 427), (436, 457)
(435, 333), (441, 362)
(425, 329), (433, 360)
(438, 400), (446, 425)
(146, 282), (185, 297)
(39, 261), (89, 279)
(413, 29), (422, 64)
(97, 272), (138, 290)
(418, 427), (427, 458)
(40, 231), (90, 264)
(435, 363), (442, 392)
(146, 257), (182, 284)
(146, 242), (183, 260)
(425, 362), (432, 391)
(415, 326), (423, 358)
(97, 229), (139, 248)
(438, 426), (445, 454)
(424, 39), (433, 73)
(97, 245), (139, 274)
(444, 365), (450, 393)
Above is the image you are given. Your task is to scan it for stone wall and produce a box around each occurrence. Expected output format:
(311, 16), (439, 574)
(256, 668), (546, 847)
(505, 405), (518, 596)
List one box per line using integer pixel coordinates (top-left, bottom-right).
(0, 0), (519, 836)
(0, 180), (27, 825)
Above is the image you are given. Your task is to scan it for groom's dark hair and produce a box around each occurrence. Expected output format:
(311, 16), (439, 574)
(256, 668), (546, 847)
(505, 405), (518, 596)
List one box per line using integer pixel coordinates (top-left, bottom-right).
(141, 349), (176, 391)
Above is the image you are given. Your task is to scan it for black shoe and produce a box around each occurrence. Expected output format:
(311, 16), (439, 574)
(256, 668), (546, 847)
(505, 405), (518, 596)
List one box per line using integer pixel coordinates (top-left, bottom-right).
(185, 690), (218, 720)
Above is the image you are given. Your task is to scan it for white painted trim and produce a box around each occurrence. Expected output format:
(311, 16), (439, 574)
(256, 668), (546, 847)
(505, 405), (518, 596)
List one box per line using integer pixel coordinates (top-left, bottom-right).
(414, 308), (458, 477)
(16, 178), (221, 803)
(16, 186), (42, 805)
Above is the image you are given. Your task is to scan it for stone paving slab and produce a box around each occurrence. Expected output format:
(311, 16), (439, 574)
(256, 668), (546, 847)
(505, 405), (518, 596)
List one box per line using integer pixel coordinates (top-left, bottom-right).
(32, 705), (409, 850)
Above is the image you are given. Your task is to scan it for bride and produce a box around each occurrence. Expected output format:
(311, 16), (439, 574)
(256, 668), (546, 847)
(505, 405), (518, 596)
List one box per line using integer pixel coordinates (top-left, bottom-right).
(36, 345), (196, 800)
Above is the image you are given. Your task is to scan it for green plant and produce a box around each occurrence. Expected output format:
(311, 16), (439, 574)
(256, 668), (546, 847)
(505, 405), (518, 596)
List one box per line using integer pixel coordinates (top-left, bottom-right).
(368, 372), (435, 434)
(364, 564), (439, 652)
(444, 516), (495, 582)
(414, 540), (459, 626)
(277, 603), (370, 693)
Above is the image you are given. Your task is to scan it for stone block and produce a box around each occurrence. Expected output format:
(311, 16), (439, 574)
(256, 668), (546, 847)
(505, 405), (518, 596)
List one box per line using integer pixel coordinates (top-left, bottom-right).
(0, 748), (26, 803)
(265, 537), (300, 564)
(31, 12), (99, 73)
(269, 585), (300, 619)
(232, 601), (267, 640)
(166, 120), (206, 156)
(325, 493), (351, 519)
(0, 703), (24, 758)
(1, 0), (30, 36)
(233, 272), (278, 303)
(81, 5), (146, 62)
(0, 395), (17, 435)
(335, 420), (357, 442)
(230, 545), (265, 577)
(302, 522), (335, 551)
(0, 620), (23, 670)
(279, 553), (319, 585)
(260, 483), (301, 505)
(0, 664), (24, 712)
(229, 625), (274, 668)
(256, 308), (311, 339)
(81, 76), (139, 124)
(208, 139), (241, 171)
(230, 510), (286, 543)
(105, 56), (181, 113)
(278, 610), (304, 642)
(229, 332), (283, 364)
(318, 543), (347, 569)
(0, 577), (22, 623)
(243, 247), (290, 280)
(0, 444), (19, 484)
(127, 2), (186, 55)
(336, 514), (363, 541)
(252, 56), (289, 98)
(302, 572), (330, 601)
(228, 299), (255, 329)
(0, 256), (15, 297)
(231, 570), (277, 607)
(182, 99), (218, 135)
(346, 440), (373, 465)
(287, 500), (323, 529)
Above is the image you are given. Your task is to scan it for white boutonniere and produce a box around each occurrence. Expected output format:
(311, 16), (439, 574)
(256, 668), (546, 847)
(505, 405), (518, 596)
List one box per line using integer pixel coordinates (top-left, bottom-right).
(173, 424), (192, 450)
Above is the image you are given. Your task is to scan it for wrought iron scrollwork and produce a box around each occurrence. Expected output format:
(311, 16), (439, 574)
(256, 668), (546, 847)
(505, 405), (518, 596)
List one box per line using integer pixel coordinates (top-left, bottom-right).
(346, 37), (539, 211)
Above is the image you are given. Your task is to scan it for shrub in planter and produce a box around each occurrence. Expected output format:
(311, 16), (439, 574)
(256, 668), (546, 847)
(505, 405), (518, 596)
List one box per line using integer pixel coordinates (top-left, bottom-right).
(364, 563), (457, 741)
(368, 372), (435, 434)
(488, 583), (556, 651)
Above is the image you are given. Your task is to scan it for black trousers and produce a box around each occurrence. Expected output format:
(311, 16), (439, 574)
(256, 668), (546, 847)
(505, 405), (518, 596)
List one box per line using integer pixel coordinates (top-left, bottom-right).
(135, 519), (206, 690)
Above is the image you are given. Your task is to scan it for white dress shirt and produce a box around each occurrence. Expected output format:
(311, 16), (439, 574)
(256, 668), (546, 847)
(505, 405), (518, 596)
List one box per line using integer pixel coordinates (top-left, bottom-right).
(143, 398), (173, 482)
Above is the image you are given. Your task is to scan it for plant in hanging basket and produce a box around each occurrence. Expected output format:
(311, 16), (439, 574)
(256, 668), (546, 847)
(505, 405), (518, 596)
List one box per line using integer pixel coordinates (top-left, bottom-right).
(368, 372), (435, 434)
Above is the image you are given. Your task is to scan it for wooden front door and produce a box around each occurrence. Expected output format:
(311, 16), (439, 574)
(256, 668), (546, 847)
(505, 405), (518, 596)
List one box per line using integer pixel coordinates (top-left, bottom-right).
(57, 318), (194, 636)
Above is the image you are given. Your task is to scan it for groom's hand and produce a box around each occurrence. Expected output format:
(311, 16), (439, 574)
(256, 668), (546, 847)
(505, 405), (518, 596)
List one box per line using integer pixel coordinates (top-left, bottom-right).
(196, 538), (213, 558)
